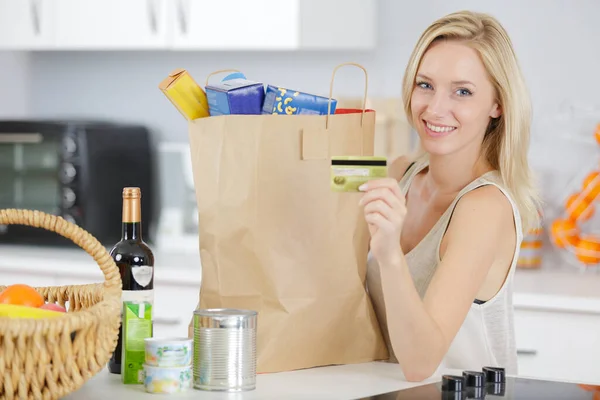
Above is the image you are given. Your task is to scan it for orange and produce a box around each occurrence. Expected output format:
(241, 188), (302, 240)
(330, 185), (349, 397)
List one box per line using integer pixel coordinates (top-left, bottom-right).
(582, 171), (600, 202)
(579, 384), (600, 392)
(565, 193), (594, 221)
(0, 284), (44, 308)
(521, 240), (543, 249)
(550, 218), (580, 248)
(575, 235), (600, 265)
(595, 123), (600, 146)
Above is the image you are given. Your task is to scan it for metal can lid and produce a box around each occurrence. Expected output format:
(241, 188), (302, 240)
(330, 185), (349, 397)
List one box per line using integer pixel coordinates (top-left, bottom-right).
(193, 308), (257, 329)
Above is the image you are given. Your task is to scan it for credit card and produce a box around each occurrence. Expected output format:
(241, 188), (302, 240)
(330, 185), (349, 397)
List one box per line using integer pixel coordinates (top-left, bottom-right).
(330, 156), (387, 192)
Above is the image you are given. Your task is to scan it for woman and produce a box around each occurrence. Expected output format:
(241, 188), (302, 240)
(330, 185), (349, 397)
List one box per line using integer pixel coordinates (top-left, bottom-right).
(361, 10), (540, 382)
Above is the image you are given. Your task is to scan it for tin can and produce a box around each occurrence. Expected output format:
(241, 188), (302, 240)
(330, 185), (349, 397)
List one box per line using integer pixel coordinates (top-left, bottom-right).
(193, 308), (257, 392)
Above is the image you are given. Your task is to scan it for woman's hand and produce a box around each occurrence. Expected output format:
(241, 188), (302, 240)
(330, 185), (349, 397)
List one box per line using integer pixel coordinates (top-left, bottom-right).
(359, 178), (407, 266)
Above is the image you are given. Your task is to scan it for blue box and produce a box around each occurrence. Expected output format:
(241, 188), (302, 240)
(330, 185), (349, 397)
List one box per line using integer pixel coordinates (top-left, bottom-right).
(206, 78), (265, 116)
(261, 85), (337, 116)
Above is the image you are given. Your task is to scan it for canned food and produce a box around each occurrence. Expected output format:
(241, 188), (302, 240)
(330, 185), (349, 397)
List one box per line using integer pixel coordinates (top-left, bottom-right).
(193, 308), (257, 392)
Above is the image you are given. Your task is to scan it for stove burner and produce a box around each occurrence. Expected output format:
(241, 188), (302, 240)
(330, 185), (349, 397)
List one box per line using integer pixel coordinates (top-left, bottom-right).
(362, 365), (600, 399)
(483, 366), (506, 384)
(442, 375), (465, 392)
(463, 370), (485, 387)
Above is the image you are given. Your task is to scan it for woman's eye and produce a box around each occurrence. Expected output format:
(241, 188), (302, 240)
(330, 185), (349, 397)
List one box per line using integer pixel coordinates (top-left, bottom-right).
(416, 81), (432, 90)
(456, 88), (472, 97)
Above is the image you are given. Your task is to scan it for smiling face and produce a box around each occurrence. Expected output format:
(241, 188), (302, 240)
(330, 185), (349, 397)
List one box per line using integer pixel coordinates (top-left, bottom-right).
(410, 39), (501, 157)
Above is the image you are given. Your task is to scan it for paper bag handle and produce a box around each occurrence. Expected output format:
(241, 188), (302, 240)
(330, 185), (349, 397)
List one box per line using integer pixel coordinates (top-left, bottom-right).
(326, 62), (369, 129)
(204, 69), (242, 86)
(302, 62), (370, 160)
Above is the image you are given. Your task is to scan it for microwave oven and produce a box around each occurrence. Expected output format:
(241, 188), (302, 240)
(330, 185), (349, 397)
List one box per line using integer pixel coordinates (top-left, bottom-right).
(0, 120), (156, 247)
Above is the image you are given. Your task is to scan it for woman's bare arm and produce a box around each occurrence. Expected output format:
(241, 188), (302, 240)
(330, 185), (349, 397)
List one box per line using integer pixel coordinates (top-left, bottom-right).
(376, 185), (515, 381)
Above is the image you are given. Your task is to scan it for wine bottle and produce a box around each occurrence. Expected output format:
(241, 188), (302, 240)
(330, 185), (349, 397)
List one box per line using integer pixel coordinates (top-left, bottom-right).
(107, 187), (154, 375)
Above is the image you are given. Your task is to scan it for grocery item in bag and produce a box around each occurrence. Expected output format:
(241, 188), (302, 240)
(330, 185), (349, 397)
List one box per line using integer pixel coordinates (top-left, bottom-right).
(206, 78), (265, 116)
(159, 69), (210, 120)
(262, 84), (337, 115)
(186, 62), (388, 373)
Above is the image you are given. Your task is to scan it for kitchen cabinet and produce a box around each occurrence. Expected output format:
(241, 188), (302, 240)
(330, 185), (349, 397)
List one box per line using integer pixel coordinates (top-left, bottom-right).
(169, 0), (376, 50)
(299, 0), (376, 50)
(0, 0), (55, 50)
(53, 0), (169, 50)
(169, 0), (300, 50)
(0, 0), (376, 51)
(514, 307), (600, 384)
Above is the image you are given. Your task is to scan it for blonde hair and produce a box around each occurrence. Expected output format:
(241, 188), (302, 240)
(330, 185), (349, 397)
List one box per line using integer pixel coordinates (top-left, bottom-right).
(402, 10), (540, 233)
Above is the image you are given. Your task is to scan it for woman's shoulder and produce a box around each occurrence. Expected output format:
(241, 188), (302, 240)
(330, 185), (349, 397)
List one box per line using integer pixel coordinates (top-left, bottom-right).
(458, 183), (514, 215)
(472, 171), (520, 217)
(452, 175), (520, 239)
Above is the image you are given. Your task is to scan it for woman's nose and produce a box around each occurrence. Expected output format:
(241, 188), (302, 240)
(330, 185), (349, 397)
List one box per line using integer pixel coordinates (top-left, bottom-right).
(426, 91), (450, 118)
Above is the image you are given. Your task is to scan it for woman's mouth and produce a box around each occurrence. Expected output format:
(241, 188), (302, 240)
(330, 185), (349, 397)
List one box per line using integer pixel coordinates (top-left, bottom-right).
(423, 120), (457, 137)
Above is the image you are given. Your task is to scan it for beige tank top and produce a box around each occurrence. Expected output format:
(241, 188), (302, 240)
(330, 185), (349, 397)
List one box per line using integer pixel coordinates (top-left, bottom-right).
(366, 155), (523, 375)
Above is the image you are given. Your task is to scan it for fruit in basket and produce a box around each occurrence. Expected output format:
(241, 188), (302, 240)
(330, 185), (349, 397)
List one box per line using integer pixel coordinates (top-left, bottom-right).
(0, 208), (123, 399)
(40, 303), (67, 312)
(565, 193), (594, 221)
(0, 303), (64, 319)
(575, 235), (600, 264)
(550, 218), (580, 248)
(0, 283), (45, 307)
(582, 171), (600, 202)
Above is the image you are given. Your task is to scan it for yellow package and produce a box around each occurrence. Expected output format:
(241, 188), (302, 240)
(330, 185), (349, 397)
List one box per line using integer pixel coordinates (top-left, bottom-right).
(331, 156), (387, 192)
(159, 68), (209, 121)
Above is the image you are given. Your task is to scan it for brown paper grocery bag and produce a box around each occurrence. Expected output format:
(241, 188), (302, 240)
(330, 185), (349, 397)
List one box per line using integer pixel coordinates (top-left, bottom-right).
(187, 63), (389, 373)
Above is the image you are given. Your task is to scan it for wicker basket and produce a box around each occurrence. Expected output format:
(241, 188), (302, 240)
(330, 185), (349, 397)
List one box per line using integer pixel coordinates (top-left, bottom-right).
(0, 209), (122, 400)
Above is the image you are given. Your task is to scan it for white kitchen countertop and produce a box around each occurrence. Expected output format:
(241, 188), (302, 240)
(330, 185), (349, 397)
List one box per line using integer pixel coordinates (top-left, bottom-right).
(2, 244), (600, 313)
(0, 244), (202, 286)
(63, 362), (428, 400)
(60, 361), (600, 400)
(512, 268), (600, 314)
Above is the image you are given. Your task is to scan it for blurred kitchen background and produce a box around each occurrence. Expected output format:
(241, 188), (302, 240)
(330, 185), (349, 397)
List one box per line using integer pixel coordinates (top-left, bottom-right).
(1, 0), (600, 272)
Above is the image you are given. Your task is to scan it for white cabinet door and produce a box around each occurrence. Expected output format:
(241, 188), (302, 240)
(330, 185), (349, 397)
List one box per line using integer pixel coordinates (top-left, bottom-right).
(54, 0), (169, 49)
(0, 0), (55, 50)
(298, 0), (376, 49)
(514, 308), (600, 384)
(170, 0), (300, 50)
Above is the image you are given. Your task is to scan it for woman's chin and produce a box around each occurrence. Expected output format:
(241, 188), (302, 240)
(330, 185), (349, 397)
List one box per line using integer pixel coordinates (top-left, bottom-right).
(419, 136), (457, 156)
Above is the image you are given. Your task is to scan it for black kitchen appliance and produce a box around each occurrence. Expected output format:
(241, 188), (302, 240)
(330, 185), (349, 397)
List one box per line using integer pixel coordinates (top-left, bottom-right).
(362, 367), (599, 399)
(0, 119), (156, 247)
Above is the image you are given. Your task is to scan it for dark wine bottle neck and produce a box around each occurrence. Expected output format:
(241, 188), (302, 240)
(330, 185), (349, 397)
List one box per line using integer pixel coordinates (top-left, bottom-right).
(122, 222), (142, 241)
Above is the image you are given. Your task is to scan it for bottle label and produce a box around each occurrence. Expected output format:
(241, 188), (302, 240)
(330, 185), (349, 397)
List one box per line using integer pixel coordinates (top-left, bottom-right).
(122, 289), (154, 318)
(132, 265), (153, 287)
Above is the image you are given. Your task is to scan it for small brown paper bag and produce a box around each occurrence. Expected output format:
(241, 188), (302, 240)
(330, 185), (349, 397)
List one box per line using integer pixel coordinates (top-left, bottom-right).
(187, 63), (389, 373)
